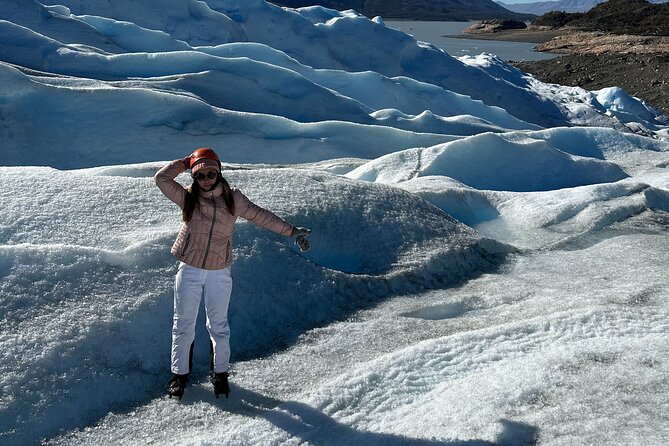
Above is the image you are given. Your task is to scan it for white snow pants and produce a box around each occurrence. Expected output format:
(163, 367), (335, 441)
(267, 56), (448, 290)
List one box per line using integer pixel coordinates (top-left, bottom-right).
(171, 262), (232, 375)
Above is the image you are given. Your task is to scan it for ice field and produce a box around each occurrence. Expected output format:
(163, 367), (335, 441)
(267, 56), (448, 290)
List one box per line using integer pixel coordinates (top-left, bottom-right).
(1, 1), (669, 445)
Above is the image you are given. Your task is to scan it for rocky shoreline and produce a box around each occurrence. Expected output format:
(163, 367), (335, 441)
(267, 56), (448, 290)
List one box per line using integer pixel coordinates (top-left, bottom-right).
(536, 32), (669, 55)
(451, 26), (570, 43)
(452, 28), (669, 115)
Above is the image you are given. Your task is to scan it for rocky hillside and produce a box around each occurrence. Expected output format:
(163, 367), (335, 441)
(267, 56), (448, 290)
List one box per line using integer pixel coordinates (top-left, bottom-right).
(513, 0), (669, 115)
(501, 0), (668, 15)
(271, 0), (536, 21)
(500, 0), (604, 15)
(533, 0), (669, 35)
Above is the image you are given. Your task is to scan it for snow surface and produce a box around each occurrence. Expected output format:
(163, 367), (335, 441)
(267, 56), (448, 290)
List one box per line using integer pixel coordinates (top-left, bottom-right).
(1, 1), (669, 445)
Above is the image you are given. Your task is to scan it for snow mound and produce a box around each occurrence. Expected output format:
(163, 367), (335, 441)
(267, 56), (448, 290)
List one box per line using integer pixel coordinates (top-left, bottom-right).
(0, 165), (510, 445)
(370, 109), (512, 136)
(285, 234), (669, 445)
(595, 86), (668, 125)
(300, 306), (668, 445)
(0, 62), (457, 168)
(344, 127), (669, 249)
(346, 132), (628, 192)
(524, 126), (669, 159)
(394, 176), (669, 250)
(7, 0), (570, 127)
(0, 20), (543, 136)
(397, 176), (500, 227)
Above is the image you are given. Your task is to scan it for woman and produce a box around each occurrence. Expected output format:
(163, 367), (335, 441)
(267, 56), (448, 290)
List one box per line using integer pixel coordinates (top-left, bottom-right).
(154, 148), (311, 399)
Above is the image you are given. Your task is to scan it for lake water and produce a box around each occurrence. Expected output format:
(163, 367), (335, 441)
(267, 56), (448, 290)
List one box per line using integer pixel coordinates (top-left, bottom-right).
(385, 20), (556, 62)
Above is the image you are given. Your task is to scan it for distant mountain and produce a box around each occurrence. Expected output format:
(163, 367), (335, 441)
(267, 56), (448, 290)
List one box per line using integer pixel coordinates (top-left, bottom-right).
(271, 0), (536, 21)
(499, 0), (668, 15)
(533, 0), (669, 34)
(499, 0), (603, 14)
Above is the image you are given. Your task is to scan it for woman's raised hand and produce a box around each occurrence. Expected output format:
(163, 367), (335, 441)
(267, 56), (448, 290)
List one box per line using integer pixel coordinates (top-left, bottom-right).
(293, 227), (311, 252)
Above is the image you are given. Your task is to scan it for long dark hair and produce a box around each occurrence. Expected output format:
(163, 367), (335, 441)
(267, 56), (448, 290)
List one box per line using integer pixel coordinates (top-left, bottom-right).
(183, 173), (235, 222)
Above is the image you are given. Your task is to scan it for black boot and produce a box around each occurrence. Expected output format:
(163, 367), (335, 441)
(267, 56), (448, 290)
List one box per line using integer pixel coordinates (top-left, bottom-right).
(167, 373), (189, 399)
(211, 371), (230, 399)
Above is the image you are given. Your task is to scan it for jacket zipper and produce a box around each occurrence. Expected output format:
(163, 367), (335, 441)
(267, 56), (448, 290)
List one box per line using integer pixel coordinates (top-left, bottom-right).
(201, 194), (216, 269)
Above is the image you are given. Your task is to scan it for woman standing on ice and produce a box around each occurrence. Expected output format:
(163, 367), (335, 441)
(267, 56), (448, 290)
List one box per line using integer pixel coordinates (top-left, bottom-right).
(154, 148), (311, 399)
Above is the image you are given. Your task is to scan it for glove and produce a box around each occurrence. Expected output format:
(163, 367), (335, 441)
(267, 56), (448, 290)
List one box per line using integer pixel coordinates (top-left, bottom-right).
(292, 227), (311, 252)
(181, 156), (193, 170)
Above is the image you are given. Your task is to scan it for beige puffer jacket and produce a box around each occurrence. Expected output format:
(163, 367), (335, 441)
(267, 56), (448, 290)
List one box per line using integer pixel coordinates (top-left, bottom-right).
(155, 159), (295, 270)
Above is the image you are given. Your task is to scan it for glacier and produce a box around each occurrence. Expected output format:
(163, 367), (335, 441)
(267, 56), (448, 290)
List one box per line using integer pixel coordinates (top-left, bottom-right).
(1, 1), (668, 445)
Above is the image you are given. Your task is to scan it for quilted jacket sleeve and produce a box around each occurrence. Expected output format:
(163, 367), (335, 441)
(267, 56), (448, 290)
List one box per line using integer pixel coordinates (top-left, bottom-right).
(154, 159), (188, 209)
(234, 188), (295, 237)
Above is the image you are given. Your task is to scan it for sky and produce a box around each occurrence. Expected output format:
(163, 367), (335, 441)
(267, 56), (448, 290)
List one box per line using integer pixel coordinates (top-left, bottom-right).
(499, 0), (669, 6)
(1, 1), (669, 445)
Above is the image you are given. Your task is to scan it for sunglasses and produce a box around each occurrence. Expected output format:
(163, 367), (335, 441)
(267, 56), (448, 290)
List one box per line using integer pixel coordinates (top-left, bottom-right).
(192, 171), (218, 181)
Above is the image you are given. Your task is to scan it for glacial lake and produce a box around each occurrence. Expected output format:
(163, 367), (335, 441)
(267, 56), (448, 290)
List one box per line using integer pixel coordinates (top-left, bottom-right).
(385, 20), (557, 62)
